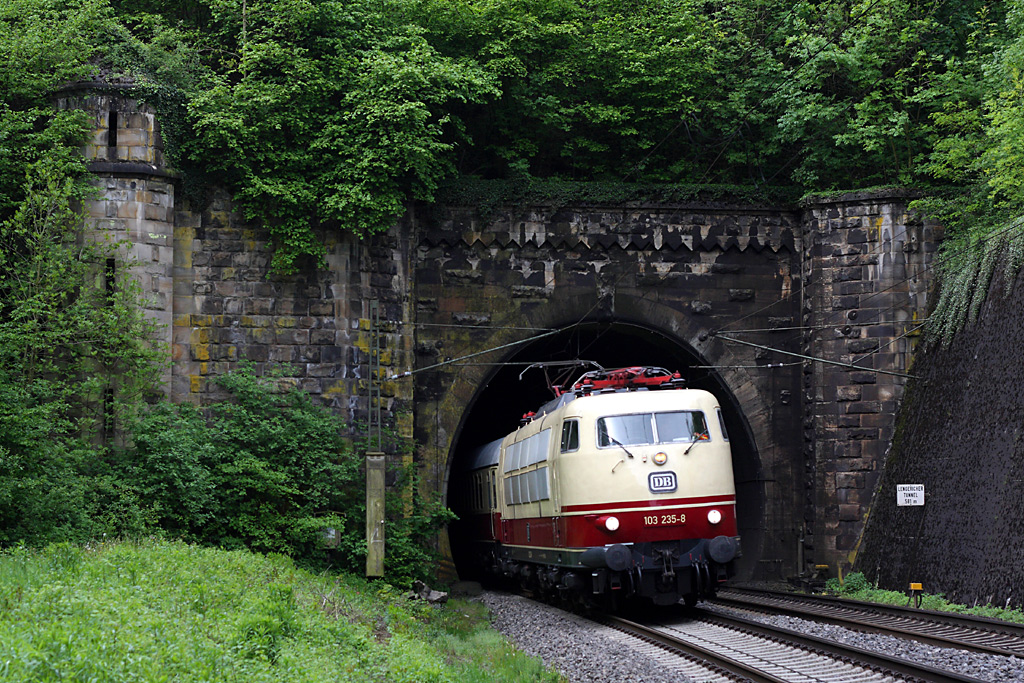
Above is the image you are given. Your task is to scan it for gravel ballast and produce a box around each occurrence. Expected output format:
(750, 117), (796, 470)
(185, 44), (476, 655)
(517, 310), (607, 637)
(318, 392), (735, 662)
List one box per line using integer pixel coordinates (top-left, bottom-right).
(479, 592), (699, 683)
(479, 590), (1024, 683)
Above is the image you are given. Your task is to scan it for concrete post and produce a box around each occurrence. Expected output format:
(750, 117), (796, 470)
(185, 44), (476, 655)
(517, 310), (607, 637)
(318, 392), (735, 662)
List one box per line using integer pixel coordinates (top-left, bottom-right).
(366, 452), (386, 577)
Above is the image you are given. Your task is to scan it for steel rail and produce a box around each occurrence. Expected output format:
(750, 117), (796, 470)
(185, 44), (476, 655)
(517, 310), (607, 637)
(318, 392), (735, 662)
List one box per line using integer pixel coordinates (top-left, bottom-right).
(716, 587), (1024, 658)
(692, 608), (989, 683)
(602, 614), (792, 683)
(604, 608), (988, 683)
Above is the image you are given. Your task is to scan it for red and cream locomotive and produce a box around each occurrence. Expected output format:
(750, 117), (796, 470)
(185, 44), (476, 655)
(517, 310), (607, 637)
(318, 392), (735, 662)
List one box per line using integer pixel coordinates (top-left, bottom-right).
(464, 366), (740, 608)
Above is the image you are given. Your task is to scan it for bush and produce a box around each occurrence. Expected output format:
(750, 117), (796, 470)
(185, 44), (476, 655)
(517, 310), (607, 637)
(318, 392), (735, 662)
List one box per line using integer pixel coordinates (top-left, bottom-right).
(121, 365), (455, 583)
(122, 365), (363, 566)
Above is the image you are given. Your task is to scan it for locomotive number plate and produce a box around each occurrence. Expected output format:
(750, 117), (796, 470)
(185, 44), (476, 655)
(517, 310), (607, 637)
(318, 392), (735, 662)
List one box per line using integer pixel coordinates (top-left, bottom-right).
(648, 471), (678, 493)
(643, 513), (686, 526)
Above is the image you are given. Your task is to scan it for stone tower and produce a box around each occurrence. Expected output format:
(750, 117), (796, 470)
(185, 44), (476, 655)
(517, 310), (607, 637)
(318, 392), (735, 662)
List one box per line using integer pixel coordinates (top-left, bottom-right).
(56, 81), (177, 394)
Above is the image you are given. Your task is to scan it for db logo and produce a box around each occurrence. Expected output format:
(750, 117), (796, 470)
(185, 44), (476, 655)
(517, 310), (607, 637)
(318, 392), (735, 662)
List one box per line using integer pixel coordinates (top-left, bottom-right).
(648, 471), (678, 493)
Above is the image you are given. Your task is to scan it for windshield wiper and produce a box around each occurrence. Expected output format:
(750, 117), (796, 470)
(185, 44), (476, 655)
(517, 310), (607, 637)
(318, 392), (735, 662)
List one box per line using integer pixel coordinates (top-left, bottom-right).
(607, 435), (635, 459)
(683, 432), (708, 455)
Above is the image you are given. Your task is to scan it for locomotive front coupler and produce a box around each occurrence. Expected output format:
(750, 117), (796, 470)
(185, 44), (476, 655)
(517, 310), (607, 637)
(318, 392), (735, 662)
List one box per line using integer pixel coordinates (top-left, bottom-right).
(657, 548), (677, 582)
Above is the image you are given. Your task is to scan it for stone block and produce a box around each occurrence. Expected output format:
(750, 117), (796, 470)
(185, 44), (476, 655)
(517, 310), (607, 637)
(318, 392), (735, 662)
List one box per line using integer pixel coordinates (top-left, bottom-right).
(834, 441), (862, 459)
(202, 298), (224, 314)
(836, 386), (861, 402)
(300, 378), (323, 394)
(839, 504), (862, 522)
(845, 401), (881, 414)
(127, 145), (152, 162)
(269, 345), (298, 362)
(847, 339), (879, 354)
(691, 300), (712, 315)
(244, 326), (271, 344)
(728, 288), (754, 301)
(836, 472), (865, 489)
(275, 328), (310, 345)
(274, 299), (305, 316)
(246, 298), (274, 315)
(311, 329), (335, 345)
(512, 285), (549, 298)
(117, 128), (148, 147)
(240, 345), (269, 362)
(309, 300), (334, 316)
(831, 295), (860, 310)
(444, 269), (482, 284)
(307, 363), (342, 378)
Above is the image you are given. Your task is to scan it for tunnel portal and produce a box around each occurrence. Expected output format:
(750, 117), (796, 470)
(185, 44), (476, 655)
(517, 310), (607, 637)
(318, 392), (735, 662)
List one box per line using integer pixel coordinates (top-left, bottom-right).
(445, 321), (765, 582)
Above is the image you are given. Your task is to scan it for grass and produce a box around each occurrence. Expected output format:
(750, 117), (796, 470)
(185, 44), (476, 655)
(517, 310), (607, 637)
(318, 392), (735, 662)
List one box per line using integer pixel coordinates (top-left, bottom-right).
(0, 540), (563, 682)
(824, 572), (1024, 624)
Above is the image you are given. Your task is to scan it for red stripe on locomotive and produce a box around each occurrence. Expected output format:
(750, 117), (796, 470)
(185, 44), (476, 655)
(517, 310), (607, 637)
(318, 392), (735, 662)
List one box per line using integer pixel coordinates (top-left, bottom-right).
(498, 502), (737, 549)
(560, 493), (735, 513)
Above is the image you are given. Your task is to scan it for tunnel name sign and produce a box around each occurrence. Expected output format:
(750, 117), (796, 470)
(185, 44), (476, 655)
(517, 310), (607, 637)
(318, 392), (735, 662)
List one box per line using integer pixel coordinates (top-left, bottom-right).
(896, 484), (925, 506)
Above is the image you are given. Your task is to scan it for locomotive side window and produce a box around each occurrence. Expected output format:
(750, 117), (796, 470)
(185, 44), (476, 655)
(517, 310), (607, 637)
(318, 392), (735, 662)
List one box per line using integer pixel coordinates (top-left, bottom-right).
(597, 414), (654, 447)
(506, 468), (550, 504)
(560, 419), (579, 452)
(505, 429), (551, 472)
(654, 411), (709, 442)
(716, 408), (730, 442)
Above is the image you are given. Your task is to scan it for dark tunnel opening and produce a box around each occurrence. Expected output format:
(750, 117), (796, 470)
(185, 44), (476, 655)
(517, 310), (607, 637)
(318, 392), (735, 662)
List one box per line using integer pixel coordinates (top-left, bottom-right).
(446, 321), (764, 583)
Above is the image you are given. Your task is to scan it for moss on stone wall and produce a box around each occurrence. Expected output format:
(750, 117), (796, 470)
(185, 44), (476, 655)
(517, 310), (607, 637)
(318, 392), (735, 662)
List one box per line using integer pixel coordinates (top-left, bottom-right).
(855, 250), (1024, 608)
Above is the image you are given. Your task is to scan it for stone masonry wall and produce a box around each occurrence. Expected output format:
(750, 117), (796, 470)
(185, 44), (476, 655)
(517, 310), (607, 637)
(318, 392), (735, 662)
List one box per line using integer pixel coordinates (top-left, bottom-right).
(412, 203), (806, 581)
(170, 191), (415, 438)
(59, 83), (416, 437)
(57, 85), (176, 391)
(801, 192), (940, 576)
(67, 87), (940, 582)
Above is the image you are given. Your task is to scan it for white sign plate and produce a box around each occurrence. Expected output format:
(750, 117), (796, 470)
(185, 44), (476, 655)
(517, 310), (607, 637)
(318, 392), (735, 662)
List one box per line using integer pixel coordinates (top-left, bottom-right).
(896, 484), (925, 506)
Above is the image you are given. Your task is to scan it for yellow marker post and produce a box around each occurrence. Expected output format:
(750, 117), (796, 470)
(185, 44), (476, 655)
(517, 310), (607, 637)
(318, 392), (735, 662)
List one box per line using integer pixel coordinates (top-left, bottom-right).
(366, 452), (386, 578)
(909, 582), (923, 608)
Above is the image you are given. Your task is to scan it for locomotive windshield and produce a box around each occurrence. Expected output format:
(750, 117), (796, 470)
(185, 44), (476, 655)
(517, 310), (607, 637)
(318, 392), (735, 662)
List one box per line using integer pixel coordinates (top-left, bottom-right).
(597, 411), (709, 447)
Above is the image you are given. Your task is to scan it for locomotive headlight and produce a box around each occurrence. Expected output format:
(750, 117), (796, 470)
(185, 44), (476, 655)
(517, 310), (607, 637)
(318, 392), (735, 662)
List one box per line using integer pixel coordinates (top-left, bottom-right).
(597, 515), (620, 532)
(653, 452), (668, 466)
(707, 509), (723, 525)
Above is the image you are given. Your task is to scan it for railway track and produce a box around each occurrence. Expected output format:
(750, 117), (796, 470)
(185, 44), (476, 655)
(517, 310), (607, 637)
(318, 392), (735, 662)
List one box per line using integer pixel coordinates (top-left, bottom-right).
(601, 608), (989, 683)
(714, 587), (1024, 658)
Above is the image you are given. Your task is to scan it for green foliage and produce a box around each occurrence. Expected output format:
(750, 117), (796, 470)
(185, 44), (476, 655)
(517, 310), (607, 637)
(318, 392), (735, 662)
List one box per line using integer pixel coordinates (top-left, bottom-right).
(382, 466), (457, 587)
(0, 540), (563, 682)
(0, 118), (164, 546)
(117, 401), (220, 535)
(0, 0), (113, 217)
(121, 365), (454, 582)
(171, 0), (499, 273)
(9, 0), (1022, 276)
(435, 177), (800, 221)
(122, 364), (362, 563)
(205, 366), (361, 557)
(825, 570), (872, 595)
(824, 570), (1024, 622)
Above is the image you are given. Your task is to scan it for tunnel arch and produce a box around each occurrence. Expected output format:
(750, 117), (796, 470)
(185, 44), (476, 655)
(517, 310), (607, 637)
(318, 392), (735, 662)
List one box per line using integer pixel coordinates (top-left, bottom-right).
(439, 312), (771, 582)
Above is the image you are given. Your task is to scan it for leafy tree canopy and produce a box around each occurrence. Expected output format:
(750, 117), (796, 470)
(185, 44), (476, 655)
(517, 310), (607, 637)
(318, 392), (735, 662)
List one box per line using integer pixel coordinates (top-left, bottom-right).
(3, 0), (1024, 265)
